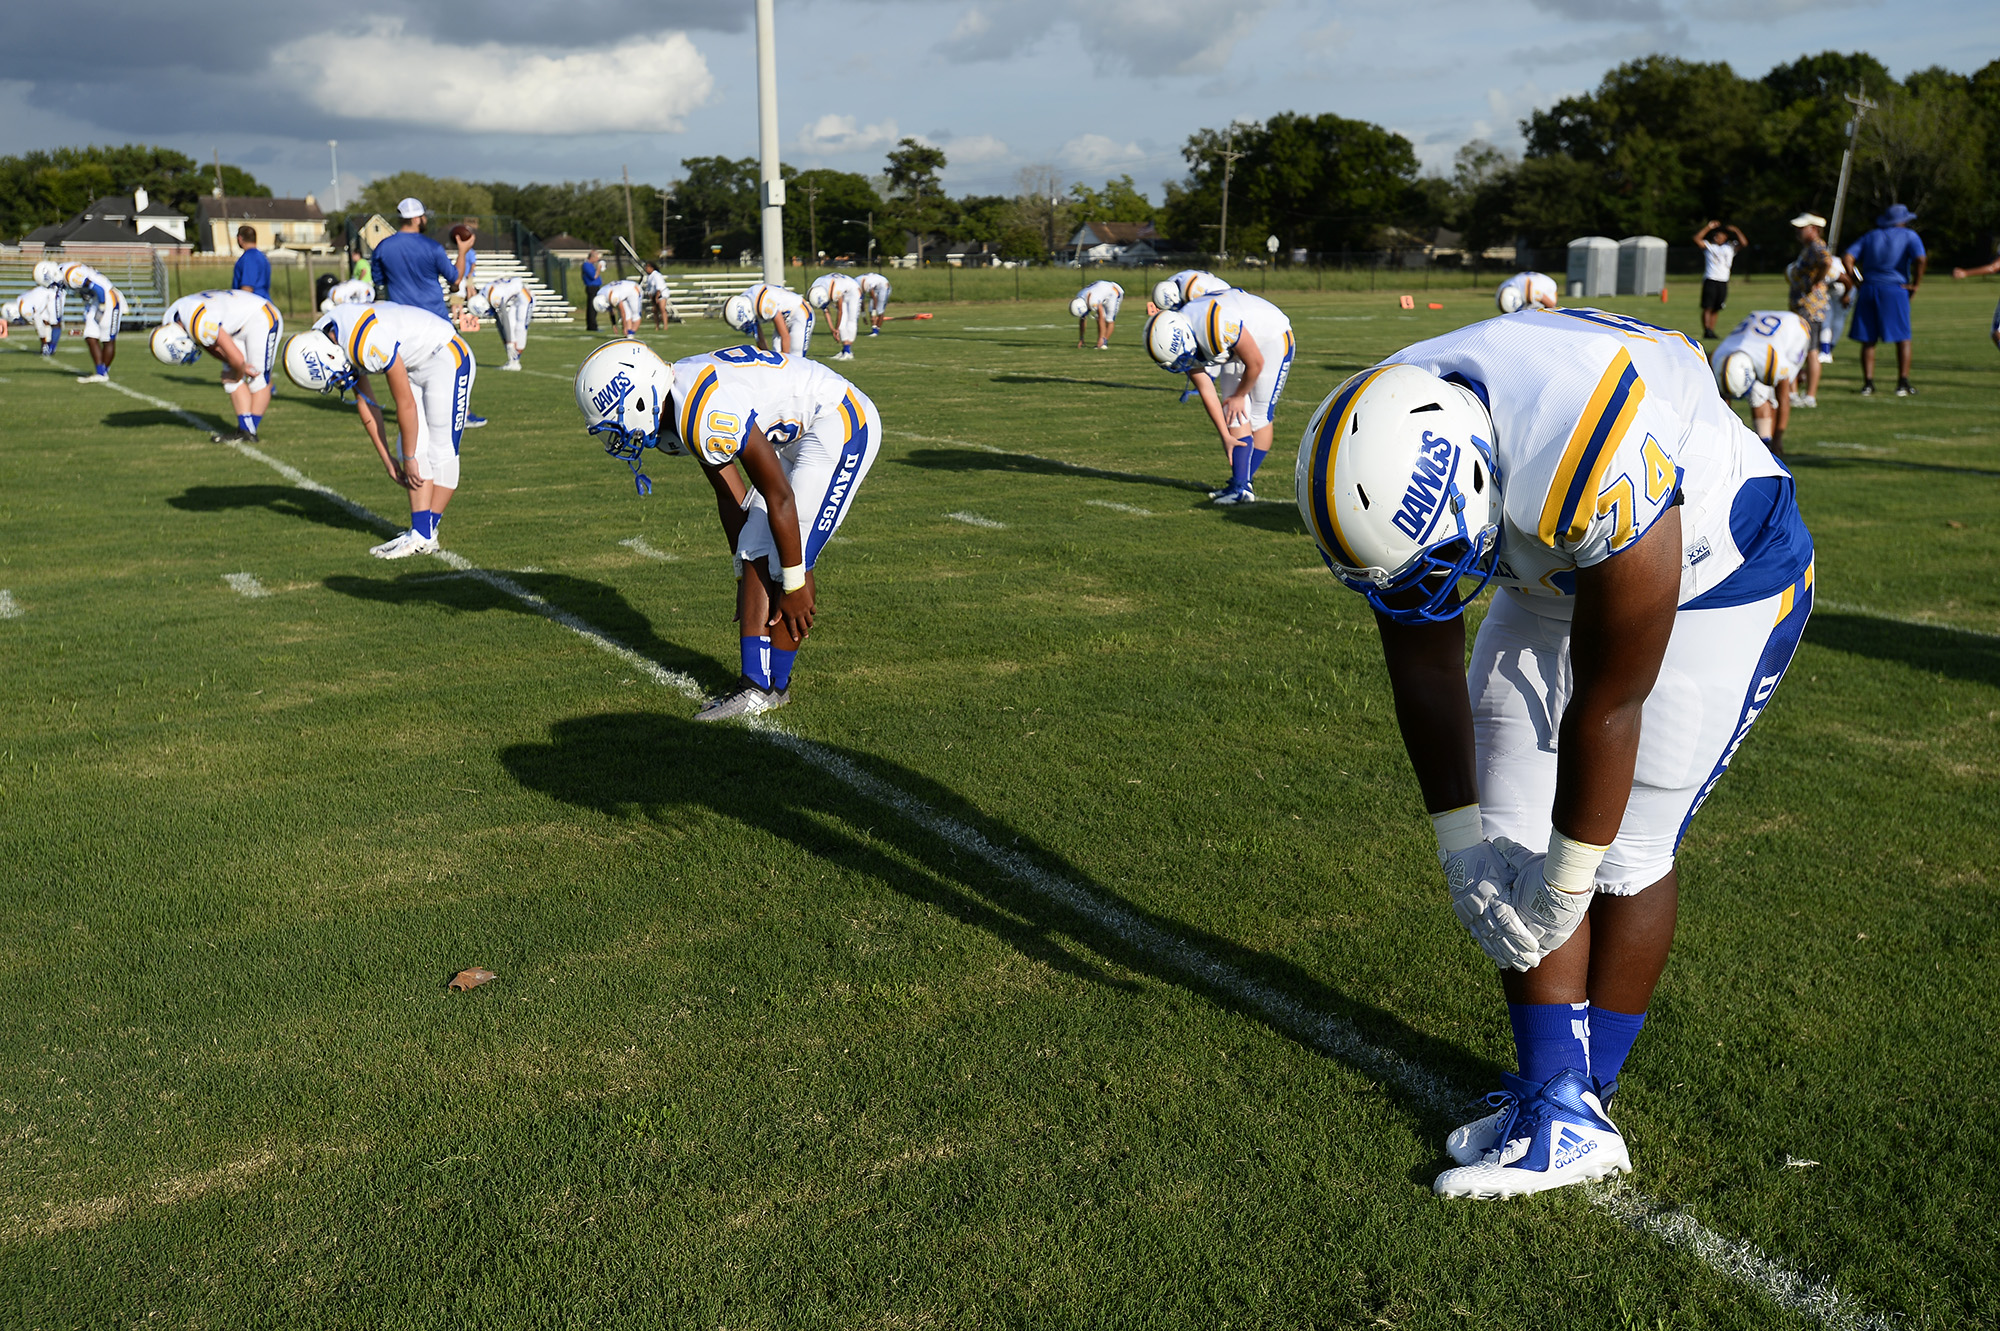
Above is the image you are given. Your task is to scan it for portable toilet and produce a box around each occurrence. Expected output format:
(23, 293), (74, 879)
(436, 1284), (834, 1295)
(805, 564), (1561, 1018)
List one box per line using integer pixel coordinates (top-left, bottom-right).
(1567, 236), (1618, 298)
(1617, 236), (1667, 295)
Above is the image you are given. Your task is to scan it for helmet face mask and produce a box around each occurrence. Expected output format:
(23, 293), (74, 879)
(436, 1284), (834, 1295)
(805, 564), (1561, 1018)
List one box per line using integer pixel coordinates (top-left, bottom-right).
(282, 330), (357, 395)
(1144, 310), (1204, 374)
(1151, 279), (1181, 311)
(574, 340), (681, 495)
(1497, 283), (1525, 314)
(150, 322), (202, 366)
(724, 293), (756, 333)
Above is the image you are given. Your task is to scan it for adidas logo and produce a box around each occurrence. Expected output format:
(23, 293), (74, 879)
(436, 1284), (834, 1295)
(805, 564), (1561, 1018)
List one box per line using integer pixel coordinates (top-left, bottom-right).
(1552, 1126), (1599, 1170)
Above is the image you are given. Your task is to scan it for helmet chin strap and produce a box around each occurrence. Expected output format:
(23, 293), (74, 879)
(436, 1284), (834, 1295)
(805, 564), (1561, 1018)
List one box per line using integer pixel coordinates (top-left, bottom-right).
(1344, 479), (1501, 624)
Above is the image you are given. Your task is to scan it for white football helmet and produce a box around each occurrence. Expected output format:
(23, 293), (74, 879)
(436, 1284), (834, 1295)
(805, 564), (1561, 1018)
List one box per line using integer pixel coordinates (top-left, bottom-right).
(591, 289), (611, 312)
(807, 275), (834, 308)
(1294, 363), (1501, 623)
(0, 301), (19, 323)
(283, 329), (356, 394)
(467, 293), (493, 318)
(34, 260), (61, 286)
(1069, 295), (1089, 319)
(1151, 279), (1183, 311)
(723, 293), (756, 333)
(1719, 350), (1757, 400)
(1496, 282), (1526, 314)
(575, 339), (683, 495)
(1144, 310), (1207, 374)
(150, 321), (201, 365)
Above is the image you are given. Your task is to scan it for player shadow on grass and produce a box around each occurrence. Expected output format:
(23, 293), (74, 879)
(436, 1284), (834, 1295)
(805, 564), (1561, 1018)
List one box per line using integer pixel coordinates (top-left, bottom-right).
(1785, 452), (2000, 480)
(499, 711), (1508, 1129)
(166, 484), (381, 535)
(1804, 611), (1999, 687)
(103, 408), (217, 432)
(988, 373), (1182, 394)
(323, 572), (738, 694)
(900, 446), (1210, 496)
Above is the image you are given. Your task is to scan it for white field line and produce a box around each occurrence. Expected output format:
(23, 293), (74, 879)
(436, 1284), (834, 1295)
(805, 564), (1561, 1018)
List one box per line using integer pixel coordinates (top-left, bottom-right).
(1086, 500), (1155, 516)
(946, 511), (1006, 529)
(619, 536), (680, 562)
(1819, 599), (2000, 641)
(108, 378), (1893, 1331)
(222, 573), (269, 598)
(0, 590), (18, 619)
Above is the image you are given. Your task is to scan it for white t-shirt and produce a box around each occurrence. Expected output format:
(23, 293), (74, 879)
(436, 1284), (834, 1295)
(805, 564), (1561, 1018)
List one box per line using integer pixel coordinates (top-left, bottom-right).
(1712, 311), (1812, 387)
(1701, 240), (1739, 282)
(640, 271), (670, 298)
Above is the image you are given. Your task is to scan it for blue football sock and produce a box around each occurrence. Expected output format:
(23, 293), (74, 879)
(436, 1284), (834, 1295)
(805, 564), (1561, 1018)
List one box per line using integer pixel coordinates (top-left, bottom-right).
(740, 636), (772, 690)
(1228, 444), (1255, 493)
(247, 414), (262, 433)
(237, 414), (254, 433)
(1246, 446), (1270, 478)
(411, 510), (439, 540)
(1508, 1001), (1592, 1085)
(769, 647), (798, 690)
(1586, 1006), (1646, 1088)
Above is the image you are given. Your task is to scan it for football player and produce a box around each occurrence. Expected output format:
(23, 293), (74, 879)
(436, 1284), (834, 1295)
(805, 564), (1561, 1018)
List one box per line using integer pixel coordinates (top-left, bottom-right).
(1294, 305), (1813, 1200)
(593, 278), (644, 337)
(818, 271), (862, 360)
(1071, 279), (1123, 349)
(1150, 269), (1229, 312)
(0, 284), (66, 355)
(320, 278), (376, 312)
(1144, 289), (1296, 505)
(574, 340), (880, 721)
(58, 260), (125, 383)
(1949, 253), (2000, 350)
(1495, 271), (1559, 314)
(726, 282), (814, 357)
(157, 289), (284, 442)
(857, 271), (892, 335)
(470, 276), (533, 371)
(1712, 310), (1812, 456)
(640, 263), (675, 330)
(282, 302), (475, 560)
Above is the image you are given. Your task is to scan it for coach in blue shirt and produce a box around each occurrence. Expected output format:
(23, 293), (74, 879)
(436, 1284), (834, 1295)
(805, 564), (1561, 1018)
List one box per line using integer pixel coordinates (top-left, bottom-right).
(231, 226), (271, 300)
(1843, 203), (1927, 397)
(371, 197), (463, 321)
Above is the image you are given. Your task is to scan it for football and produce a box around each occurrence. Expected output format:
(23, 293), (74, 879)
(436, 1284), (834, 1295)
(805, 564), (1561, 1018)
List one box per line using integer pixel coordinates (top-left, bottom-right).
(449, 222), (473, 244)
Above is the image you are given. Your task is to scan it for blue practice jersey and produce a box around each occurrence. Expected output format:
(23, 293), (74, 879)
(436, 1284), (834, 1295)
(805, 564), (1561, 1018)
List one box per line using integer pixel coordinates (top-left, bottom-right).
(371, 230), (457, 319)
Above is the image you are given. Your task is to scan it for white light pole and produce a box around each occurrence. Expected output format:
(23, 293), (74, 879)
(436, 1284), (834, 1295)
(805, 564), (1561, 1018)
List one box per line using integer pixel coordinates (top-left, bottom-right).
(328, 140), (340, 210)
(754, 0), (785, 286)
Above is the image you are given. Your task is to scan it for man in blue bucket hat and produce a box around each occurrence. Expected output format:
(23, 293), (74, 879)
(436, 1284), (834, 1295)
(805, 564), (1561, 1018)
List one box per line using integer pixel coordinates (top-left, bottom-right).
(1841, 203), (1926, 397)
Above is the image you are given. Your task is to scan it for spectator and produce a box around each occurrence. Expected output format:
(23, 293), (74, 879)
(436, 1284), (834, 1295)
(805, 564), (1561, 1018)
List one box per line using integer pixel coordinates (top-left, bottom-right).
(1948, 250), (2000, 352)
(1785, 212), (1830, 407)
(1843, 203), (1927, 397)
(581, 249), (603, 331)
(370, 197), (485, 425)
(1693, 220), (1748, 339)
(232, 225), (272, 301)
(1822, 250), (1854, 364)
(350, 246), (372, 288)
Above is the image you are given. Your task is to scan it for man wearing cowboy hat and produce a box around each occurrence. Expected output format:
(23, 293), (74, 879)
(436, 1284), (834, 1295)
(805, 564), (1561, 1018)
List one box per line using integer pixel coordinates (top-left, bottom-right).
(1786, 213), (1832, 406)
(1842, 203), (1926, 397)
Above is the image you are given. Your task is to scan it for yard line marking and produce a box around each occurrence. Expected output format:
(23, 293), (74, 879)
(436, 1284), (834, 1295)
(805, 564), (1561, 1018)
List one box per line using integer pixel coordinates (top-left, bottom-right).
(1808, 441), (1890, 453)
(0, 590), (19, 619)
(619, 536), (681, 562)
(119, 380), (1893, 1330)
(1818, 600), (2000, 641)
(511, 367), (575, 381)
(1086, 500), (1154, 516)
(222, 573), (270, 598)
(946, 511), (1006, 529)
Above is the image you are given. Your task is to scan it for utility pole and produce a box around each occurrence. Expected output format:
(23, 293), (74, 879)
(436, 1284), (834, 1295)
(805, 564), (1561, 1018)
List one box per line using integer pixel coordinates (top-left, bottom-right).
(754, 0), (784, 285)
(1826, 90), (1879, 253)
(622, 164), (638, 263)
(328, 140), (340, 210)
(804, 178), (822, 266)
(1216, 124), (1246, 262)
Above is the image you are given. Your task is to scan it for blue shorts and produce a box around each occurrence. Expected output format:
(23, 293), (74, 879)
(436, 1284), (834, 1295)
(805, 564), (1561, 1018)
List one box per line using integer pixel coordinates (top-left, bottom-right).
(1848, 280), (1911, 344)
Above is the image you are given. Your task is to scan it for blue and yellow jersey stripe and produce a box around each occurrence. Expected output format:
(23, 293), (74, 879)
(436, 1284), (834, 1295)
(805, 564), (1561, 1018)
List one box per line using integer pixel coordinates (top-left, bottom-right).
(347, 309), (378, 365)
(840, 390), (864, 443)
(1775, 561), (1814, 624)
(1302, 367), (1392, 568)
(678, 366), (720, 444)
(1538, 351), (1645, 545)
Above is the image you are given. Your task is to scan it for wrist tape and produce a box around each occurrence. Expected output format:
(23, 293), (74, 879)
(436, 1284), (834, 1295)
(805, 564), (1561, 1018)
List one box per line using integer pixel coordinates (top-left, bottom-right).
(1544, 832), (1610, 895)
(780, 564), (807, 594)
(1430, 803), (1483, 857)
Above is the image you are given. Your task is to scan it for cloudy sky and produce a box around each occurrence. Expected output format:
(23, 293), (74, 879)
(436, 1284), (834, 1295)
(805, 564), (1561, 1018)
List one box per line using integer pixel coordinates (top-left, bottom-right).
(1, 0), (1990, 203)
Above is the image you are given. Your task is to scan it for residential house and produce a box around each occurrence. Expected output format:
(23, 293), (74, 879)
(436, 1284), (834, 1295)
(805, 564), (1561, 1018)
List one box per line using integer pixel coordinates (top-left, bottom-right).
(196, 195), (331, 254)
(19, 188), (191, 249)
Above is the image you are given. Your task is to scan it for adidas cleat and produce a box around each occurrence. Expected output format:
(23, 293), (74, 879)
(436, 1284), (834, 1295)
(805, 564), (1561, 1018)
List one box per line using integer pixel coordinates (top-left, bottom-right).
(1446, 1074), (1533, 1165)
(1211, 487), (1256, 506)
(1433, 1068), (1630, 1199)
(693, 683), (782, 722)
(369, 529), (439, 560)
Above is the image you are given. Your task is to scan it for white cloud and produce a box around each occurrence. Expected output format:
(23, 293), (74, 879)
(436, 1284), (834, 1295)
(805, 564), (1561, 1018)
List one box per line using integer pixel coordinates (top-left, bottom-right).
(936, 0), (1279, 77)
(796, 113), (902, 155)
(270, 20), (712, 134)
(940, 133), (1012, 164)
(1058, 133), (1147, 171)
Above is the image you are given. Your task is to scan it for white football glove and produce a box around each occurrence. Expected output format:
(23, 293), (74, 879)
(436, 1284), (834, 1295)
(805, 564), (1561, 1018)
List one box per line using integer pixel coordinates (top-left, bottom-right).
(1493, 835), (1597, 959)
(1443, 841), (1542, 972)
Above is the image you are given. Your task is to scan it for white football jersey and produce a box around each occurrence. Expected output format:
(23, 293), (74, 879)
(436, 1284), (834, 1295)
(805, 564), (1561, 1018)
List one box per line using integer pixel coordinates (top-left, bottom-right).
(1079, 279), (1123, 311)
(170, 289), (277, 348)
(61, 262), (121, 307)
(321, 279), (375, 311)
(825, 274), (861, 307)
(1381, 307), (1792, 612)
(14, 286), (62, 321)
(1181, 290), (1293, 364)
(602, 279), (641, 306)
(670, 346), (855, 466)
(748, 283), (809, 324)
(1712, 311), (1811, 386)
(314, 301), (457, 374)
(1499, 272), (1558, 309)
(857, 272), (891, 297)
(481, 277), (528, 306)
(1169, 269), (1229, 304)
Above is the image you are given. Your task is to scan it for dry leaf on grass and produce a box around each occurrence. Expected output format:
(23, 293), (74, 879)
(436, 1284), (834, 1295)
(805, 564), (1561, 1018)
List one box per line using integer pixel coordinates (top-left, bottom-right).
(449, 967), (498, 992)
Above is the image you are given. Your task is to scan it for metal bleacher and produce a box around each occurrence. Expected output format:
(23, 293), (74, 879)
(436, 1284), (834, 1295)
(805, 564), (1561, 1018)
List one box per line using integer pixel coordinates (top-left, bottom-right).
(459, 250), (575, 323)
(0, 248), (168, 328)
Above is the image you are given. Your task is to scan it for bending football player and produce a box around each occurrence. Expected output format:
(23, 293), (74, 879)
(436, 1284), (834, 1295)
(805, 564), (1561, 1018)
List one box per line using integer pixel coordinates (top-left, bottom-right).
(575, 341), (880, 721)
(470, 276), (534, 371)
(815, 271), (862, 360)
(1712, 310), (1812, 455)
(857, 271), (892, 335)
(44, 260), (125, 383)
(727, 282), (814, 357)
(594, 278), (644, 338)
(1494, 271), (1559, 314)
(1296, 305), (1813, 1199)
(320, 278), (375, 312)
(282, 302), (475, 559)
(1071, 279), (1123, 349)
(0, 284), (65, 355)
(1145, 289), (1296, 505)
(1149, 268), (1229, 312)
(154, 289), (284, 442)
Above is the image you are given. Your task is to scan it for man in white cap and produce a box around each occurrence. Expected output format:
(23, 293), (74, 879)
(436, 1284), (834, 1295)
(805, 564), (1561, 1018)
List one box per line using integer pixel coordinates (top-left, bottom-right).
(371, 198), (486, 425)
(1785, 213), (1831, 406)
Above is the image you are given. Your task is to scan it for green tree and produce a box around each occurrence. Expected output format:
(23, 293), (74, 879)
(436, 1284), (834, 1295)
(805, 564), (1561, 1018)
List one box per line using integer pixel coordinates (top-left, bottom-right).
(666, 156), (758, 264)
(1162, 113), (1419, 255)
(353, 172), (495, 225)
(783, 169), (882, 262)
(885, 138), (949, 262)
(0, 144), (266, 240)
(1067, 175), (1155, 228)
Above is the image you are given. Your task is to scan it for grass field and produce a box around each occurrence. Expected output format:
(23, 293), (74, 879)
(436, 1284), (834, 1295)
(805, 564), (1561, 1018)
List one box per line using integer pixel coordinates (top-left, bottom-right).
(1, 280), (1995, 1329)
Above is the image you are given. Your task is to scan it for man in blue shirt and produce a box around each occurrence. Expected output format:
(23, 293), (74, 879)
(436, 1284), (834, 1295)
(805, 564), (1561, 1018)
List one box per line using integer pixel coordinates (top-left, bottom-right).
(231, 226), (271, 300)
(1843, 203), (1927, 397)
(581, 249), (602, 331)
(371, 197), (485, 425)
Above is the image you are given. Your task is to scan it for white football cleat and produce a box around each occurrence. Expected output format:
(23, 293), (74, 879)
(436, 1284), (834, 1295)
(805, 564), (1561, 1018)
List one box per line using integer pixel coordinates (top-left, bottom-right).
(498, 360), (522, 371)
(1211, 488), (1256, 506)
(693, 683), (781, 722)
(369, 530), (439, 560)
(77, 372), (108, 383)
(1433, 1068), (1630, 1199)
